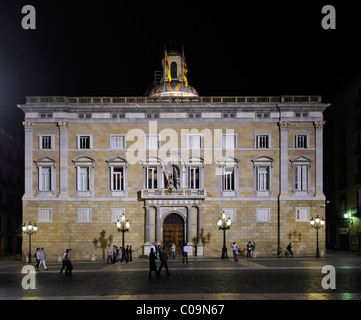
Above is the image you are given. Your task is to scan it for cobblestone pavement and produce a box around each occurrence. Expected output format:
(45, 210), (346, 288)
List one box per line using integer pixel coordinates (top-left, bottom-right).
(1, 251), (361, 300)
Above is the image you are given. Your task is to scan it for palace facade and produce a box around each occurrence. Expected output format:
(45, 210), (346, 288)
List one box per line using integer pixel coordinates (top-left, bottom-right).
(18, 49), (329, 260)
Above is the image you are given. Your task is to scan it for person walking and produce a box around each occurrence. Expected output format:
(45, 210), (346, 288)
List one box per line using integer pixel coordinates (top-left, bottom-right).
(38, 247), (48, 270)
(107, 244), (112, 264)
(34, 248), (40, 270)
(65, 249), (73, 276)
(182, 243), (189, 264)
(149, 248), (158, 279)
(231, 242), (239, 261)
(60, 249), (68, 274)
(246, 241), (252, 257)
(129, 246), (133, 262)
(171, 243), (176, 259)
(158, 247), (171, 276)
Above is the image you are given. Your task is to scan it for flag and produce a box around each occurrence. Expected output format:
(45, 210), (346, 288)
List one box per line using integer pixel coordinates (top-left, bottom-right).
(165, 49), (172, 83)
(173, 164), (178, 190)
(183, 49), (188, 87)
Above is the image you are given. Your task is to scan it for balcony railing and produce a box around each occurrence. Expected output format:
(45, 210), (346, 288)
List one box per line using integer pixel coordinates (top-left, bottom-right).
(141, 188), (206, 199)
(25, 95), (322, 105)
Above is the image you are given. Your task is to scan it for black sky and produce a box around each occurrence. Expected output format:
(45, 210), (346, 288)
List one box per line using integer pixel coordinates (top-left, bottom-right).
(1, 1), (360, 140)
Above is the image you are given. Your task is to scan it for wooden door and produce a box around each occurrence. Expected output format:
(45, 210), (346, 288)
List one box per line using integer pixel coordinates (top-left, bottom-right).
(163, 213), (184, 256)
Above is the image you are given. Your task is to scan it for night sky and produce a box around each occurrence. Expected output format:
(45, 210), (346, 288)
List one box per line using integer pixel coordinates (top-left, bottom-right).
(1, 1), (360, 140)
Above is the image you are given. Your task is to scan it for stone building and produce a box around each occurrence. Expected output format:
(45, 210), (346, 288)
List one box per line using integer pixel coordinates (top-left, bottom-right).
(18, 48), (329, 260)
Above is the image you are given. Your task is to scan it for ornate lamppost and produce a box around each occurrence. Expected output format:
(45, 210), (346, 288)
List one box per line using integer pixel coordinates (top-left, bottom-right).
(22, 222), (38, 263)
(310, 215), (325, 258)
(116, 213), (130, 248)
(217, 211), (231, 259)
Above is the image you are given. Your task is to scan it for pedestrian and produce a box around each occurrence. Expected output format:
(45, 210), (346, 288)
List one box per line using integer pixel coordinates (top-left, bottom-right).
(252, 242), (256, 257)
(246, 241), (252, 257)
(126, 245), (130, 262)
(149, 248), (158, 279)
(231, 242), (238, 261)
(117, 246), (122, 263)
(107, 244), (112, 264)
(112, 245), (117, 264)
(129, 246), (133, 262)
(182, 243), (189, 264)
(34, 248), (40, 270)
(150, 242), (156, 258)
(155, 243), (159, 259)
(38, 247), (48, 270)
(158, 247), (171, 276)
(121, 246), (127, 263)
(171, 243), (176, 259)
(60, 249), (68, 274)
(65, 249), (73, 276)
(287, 242), (293, 256)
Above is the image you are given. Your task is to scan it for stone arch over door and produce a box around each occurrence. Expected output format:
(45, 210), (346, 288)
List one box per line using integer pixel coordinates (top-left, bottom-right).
(163, 212), (185, 256)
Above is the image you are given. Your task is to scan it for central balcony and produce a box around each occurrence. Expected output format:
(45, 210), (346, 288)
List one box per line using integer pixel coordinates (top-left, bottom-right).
(141, 188), (206, 199)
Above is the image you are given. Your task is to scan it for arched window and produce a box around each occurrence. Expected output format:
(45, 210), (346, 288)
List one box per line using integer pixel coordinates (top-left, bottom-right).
(171, 62), (177, 79)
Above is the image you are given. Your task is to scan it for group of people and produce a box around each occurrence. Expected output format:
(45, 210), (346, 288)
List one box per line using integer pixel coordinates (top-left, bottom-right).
(34, 247), (48, 271)
(60, 248), (73, 276)
(148, 243), (190, 279)
(107, 244), (133, 264)
(231, 241), (256, 261)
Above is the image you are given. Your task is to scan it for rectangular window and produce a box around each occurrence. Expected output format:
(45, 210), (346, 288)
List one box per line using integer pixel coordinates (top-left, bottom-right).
(295, 135), (308, 148)
(187, 134), (202, 149)
(77, 167), (89, 191)
(111, 167), (124, 191)
(256, 208), (270, 222)
(110, 135), (126, 149)
(111, 208), (125, 223)
(294, 165), (309, 191)
(222, 167), (234, 191)
(78, 208), (92, 223)
(188, 167), (200, 189)
(145, 167), (157, 189)
(296, 207), (310, 222)
(222, 208), (236, 223)
(39, 167), (51, 191)
(222, 134), (237, 150)
(256, 135), (270, 148)
(145, 134), (160, 150)
(41, 136), (52, 149)
(79, 136), (90, 149)
(38, 208), (52, 222)
(257, 166), (269, 190)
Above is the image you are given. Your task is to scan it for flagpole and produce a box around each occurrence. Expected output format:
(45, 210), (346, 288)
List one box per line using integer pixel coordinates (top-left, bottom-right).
(163, 42), (166, 97)
(181, 43), (184, 97)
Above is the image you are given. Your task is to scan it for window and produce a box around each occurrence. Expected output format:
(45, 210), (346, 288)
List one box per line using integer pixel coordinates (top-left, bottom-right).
(223, 167), (235, 191)
(38, 134), (55, 149)
(145, 166), (157, 189)
(35, 156), (56, 194)
(171, 61), (177, 79)
(294, 134), (308, 148)
(78, 208), (92, 223)
(187, 134), (202, 149)
(38, 208), (52, 222)
(252, 156), (274, 196)
(39, 167), (51, 191)
(77, 135), (92, 149)
(110, 135), (126, 150)
(222, 208), (236, 224)
(291, 156), (312, 194)
(145, 134), (160, 150)
(111, 167), (124, 191)
(257, 166), (269, 190)
(222, 134), (237, 150)
(111, 208), (125, 223)
(256, 135), (270, 148)
(77, 167), (89, 191)
(256, 208), (270, 222)
(296, 207), (310, 222)
(188, 167), (200, 189)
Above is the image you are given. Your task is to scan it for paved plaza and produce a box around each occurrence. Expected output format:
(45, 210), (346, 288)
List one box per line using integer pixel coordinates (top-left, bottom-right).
(0, 250), (361, 300)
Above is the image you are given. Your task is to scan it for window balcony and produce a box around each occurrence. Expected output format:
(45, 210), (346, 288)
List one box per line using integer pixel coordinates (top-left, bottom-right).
(141, 188), (206, 199)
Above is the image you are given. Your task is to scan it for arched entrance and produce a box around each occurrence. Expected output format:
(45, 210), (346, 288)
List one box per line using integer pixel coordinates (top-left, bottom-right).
(163, 212), (184, 256)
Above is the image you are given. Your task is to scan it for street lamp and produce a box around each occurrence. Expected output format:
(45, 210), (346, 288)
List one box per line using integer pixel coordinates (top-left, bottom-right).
(22, 222), (38, 263)
(218, 211), (231, 259)
(310, 215), (325, 258)
(116, 213), (130, 248)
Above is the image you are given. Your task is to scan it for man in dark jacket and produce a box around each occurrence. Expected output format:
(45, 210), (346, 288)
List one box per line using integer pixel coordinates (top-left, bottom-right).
(149, 248), (158, 279)
(157, 246), (171, 276)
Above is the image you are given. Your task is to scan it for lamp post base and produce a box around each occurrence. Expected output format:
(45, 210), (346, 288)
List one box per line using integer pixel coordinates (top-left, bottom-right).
(221, 247), (228, 259)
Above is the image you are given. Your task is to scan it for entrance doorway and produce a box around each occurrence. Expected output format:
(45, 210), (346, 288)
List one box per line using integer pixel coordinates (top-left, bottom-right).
(163, 213), (184, 256)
